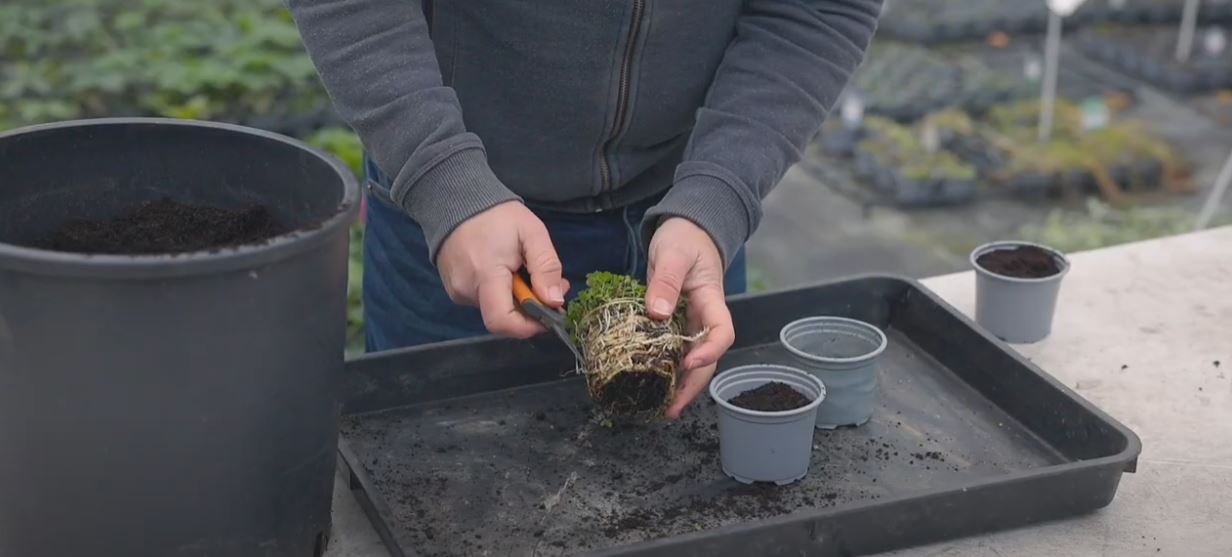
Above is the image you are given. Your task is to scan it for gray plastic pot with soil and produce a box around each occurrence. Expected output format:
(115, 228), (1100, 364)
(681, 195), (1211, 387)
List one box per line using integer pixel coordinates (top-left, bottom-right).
(0, 118), (359, 557)
(709, 364), (826, 485)
(971, 240), (1070, 344)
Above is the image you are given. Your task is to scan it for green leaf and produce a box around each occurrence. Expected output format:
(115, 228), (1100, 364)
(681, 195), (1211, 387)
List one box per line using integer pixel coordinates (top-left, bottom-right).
(308, 127), (364, 175)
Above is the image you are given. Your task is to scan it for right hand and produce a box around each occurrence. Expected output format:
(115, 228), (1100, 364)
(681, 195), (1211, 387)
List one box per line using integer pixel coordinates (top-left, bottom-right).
(436, 201), (568, 338)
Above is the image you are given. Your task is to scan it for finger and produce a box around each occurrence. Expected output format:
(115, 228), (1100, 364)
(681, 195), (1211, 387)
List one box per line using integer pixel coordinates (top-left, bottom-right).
(477, 269), (545, 338)
(520, 220), (566, 307)
(666, 362), (717, 419)
(645, 248), (693, 320)
(681, 285), (734, 371)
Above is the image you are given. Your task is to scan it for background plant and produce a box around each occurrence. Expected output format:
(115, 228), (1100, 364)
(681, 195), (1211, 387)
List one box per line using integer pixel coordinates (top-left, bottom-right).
(0, 0), (333, 132)
(1019, 197), (1229, 252)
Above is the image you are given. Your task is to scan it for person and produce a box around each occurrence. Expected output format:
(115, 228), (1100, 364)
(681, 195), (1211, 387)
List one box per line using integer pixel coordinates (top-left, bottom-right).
(289, 0), (881, 418)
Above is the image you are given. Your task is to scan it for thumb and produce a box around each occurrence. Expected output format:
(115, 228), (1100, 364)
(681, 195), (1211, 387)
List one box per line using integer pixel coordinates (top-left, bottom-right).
(519, 219), (565, 306)
(646, 247), (692, 320)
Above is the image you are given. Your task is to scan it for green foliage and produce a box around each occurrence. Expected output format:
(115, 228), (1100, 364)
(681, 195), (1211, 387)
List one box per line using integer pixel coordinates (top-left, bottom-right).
(308, 127), (364, 176)
(1083, 122), (1180, 169)
(0, 0), (329, 131)
(565, 272), (687, 339)
(859, 117), (977, 180)
(922, 108), (976, 136)
(746, 265), (770, 293)
(1019, 198), (1228, 252)
(346, 223), (366, 355)
(565, 272), (648, 330)
(972, 99), (1183, 179)
(987, 99), (1084, 139)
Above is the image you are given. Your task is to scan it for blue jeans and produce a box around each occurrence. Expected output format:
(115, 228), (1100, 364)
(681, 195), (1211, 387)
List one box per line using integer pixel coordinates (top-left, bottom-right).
(362, 156), (747, 351)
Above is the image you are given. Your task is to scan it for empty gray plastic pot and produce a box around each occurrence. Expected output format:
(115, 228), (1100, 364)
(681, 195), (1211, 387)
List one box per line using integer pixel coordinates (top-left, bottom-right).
(780, 316), (887, 429)
(971, 241), (1070, 344)
(709, 365), (826, 485)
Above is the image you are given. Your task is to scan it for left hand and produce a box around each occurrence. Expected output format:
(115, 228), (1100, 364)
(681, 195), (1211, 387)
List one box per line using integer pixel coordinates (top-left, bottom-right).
(645, 217), (736, 419)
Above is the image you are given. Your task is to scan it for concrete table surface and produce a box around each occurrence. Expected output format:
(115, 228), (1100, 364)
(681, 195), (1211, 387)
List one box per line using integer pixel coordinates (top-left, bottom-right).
(326, 227), (1232, 557)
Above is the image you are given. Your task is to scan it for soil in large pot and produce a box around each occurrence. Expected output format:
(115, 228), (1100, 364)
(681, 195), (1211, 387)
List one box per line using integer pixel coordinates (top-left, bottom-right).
(36, 197), (289, 254)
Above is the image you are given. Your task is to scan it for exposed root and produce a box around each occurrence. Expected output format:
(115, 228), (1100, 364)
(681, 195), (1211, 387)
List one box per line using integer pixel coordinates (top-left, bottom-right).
(573, 298), (703, 419)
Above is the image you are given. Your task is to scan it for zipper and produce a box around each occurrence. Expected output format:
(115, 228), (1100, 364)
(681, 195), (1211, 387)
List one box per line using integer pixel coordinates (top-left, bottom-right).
(598, 0), (646, 195)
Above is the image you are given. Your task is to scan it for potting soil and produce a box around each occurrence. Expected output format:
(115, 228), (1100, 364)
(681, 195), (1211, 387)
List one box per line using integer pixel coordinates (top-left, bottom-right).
(37, 197), (288, 254)
(595, 372), (673, 417)
(728, 381), (811, 412)
(976, 245), (1062, 278)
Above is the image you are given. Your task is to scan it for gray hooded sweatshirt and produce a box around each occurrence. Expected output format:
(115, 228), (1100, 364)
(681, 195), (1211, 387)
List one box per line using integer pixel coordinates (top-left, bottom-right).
(287, 0), (881, 266)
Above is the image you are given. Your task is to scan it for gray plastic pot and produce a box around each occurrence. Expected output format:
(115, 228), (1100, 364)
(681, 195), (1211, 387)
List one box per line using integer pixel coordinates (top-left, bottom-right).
(709, 365), (826, 485)
(971, 241), (1070, 344)
(0, 119), (359, 557)
(781, 316), (887, 429)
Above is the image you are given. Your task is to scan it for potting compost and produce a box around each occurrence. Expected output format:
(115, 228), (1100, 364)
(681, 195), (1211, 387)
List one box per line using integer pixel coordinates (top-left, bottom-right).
(728, 381), (812, 412)
(339, 277), (1139, 557)
(976, 245), (1062, 278)
(36, 197), (288, 254)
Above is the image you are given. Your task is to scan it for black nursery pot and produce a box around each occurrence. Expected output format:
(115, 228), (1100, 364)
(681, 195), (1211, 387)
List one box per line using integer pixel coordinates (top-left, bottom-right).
(0, 119), (360, 557)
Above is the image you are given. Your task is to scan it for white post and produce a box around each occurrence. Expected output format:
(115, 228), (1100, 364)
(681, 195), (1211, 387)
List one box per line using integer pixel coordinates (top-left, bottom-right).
(1176, 0), (1200, 62)
(1038, 11), (1063, 143)
(1195, 147), (1232, 231)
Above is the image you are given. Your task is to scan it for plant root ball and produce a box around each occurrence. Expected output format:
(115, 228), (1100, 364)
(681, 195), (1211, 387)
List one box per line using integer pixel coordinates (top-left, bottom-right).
(566, 272), (692, 421)
(593, 371), (675, 417)
(578, 302), (685, 420)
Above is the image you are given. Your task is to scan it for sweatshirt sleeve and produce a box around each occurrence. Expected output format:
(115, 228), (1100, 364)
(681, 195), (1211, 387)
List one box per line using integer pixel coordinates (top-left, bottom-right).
(643, 0), (881, 267)
(287, 0), (520, 260)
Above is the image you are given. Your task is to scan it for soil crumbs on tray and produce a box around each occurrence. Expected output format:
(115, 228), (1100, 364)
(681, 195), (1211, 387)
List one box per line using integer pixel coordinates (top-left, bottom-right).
(729, 381), (811, 411)
(976, 245), (1061, 278)
(38, 197), (288, 254)
(338, 395), (980, 557)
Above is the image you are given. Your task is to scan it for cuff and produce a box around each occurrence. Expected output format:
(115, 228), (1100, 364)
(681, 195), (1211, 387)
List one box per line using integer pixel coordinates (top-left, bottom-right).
(393, 146), (521, 262)
(641, 170), (757, 269)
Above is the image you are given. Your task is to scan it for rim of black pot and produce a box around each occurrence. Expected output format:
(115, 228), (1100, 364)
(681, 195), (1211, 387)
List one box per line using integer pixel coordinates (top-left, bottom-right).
(0, 118), (361, 279)
(969, 240), (1071, 284)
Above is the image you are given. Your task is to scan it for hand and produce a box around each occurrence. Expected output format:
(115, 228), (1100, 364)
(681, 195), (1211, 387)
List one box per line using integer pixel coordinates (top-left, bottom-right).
(645, 217), (736, 419)
(437, 201), (568, 338)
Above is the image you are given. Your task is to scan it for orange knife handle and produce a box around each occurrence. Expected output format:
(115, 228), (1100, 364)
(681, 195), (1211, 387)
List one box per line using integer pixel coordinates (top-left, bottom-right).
(512, 273), (538, 305)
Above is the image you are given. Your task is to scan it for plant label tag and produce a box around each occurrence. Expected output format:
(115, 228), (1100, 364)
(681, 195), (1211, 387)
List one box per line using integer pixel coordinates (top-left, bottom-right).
(1080, 97), (1110, 131)
(1024, 56), (1044, 82)
(1047, 0), (1087, 17)
(1204, 28), (1227, 56)
(841, 94), (865, 130)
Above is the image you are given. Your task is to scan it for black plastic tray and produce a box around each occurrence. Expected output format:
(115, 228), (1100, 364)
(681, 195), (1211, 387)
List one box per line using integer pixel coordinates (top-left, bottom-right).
(338, 276), (1141, 557)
